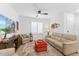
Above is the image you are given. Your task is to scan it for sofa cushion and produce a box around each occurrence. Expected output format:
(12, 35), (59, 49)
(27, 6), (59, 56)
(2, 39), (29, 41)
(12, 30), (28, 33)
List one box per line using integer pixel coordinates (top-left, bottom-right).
(52, 32), (63, 37)
(23, 34), (29, 38)
(51, 36), (54, 39)
(47, 38), (63, 48)
(55, 37), (61, 41)
(63, 41), (78, 44)
(21, 34), (29, 38)
(62, 34), (76, 41)
(51, 36), (57, 39)
(51, 36), (61, 41)
(0, 48), (15, 56)
(60, 38), (71, 42)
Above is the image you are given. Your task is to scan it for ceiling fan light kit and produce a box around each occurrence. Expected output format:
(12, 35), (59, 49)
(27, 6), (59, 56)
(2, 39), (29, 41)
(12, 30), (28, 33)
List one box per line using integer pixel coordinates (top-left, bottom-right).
(37, 10), (48, 15)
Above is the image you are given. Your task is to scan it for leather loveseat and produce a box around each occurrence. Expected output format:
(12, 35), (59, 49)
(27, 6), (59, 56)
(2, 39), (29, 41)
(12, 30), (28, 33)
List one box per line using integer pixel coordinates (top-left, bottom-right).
(45, 32), (78, 55)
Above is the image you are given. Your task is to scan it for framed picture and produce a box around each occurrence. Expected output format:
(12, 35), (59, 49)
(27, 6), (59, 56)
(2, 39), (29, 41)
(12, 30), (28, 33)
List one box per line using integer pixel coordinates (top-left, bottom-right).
(0, 15), (16, 34)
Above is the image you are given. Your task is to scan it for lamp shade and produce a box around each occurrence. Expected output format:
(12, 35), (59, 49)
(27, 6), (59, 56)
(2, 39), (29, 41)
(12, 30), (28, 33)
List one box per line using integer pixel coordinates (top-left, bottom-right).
(51, 23), (60, 29)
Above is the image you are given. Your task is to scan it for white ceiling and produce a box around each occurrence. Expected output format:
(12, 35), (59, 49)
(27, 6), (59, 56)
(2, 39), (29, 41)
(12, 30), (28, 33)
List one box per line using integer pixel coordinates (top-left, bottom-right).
(10, 3), (79, 19)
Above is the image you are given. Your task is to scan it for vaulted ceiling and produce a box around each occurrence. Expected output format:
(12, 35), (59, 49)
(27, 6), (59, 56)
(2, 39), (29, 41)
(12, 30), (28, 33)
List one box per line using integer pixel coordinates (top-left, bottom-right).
(10, 3), (79, 19)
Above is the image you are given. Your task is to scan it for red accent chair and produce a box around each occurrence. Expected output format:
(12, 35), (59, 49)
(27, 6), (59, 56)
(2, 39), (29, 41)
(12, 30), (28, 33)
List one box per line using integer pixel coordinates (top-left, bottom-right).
(35, 40), (47, 52)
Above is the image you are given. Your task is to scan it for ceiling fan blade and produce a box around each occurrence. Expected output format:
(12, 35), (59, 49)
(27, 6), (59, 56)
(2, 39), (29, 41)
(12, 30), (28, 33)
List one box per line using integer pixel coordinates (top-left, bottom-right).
(42, 13), (48, 15)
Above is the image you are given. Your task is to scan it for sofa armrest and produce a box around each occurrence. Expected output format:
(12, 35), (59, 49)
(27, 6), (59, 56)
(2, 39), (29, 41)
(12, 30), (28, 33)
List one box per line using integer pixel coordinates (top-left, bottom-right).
(63, 41), (78, 45)
(63, 41), (78, 55)
(0, 48), (15, 56)
(22, 38), (30, 44)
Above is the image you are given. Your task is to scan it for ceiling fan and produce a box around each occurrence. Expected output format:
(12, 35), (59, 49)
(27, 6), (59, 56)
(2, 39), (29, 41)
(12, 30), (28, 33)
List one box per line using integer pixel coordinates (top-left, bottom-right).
(33, 4), (48, 17)
(37, 10), (48, 15)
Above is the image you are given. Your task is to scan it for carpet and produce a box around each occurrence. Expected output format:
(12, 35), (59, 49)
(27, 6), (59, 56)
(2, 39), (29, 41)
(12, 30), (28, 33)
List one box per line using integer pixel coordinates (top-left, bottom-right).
(16, 41), (63, 56)
(16, 41), (79, 56)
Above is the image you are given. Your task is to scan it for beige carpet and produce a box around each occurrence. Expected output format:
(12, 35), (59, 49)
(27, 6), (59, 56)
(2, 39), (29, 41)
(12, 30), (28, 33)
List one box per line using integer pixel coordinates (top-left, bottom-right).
(16, 41), (79, 56)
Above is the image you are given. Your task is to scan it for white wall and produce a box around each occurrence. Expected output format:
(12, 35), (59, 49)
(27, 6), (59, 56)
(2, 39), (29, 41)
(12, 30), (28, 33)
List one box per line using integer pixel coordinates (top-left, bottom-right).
(50, 12), (79, 35)
(74, 14), (79, 36)
(50, 13), (64, 33)
(63, 13), (75, 34)
(19, 16), (50, 40)
(62, 13), (79, 36)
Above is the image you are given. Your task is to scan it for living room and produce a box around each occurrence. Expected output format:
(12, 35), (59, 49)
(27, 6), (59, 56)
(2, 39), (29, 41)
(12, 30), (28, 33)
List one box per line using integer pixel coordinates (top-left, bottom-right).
(0, 3), (79, 56)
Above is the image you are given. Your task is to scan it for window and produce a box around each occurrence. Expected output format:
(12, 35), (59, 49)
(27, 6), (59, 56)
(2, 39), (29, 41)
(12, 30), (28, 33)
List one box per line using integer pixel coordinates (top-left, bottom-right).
(38, 22), (43, 33)
(31, 22), (43, 34)
(31, 22), (37, 33)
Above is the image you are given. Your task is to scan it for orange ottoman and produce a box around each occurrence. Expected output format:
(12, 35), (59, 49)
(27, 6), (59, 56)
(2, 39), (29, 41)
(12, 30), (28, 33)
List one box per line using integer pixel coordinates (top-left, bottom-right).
(35, 40), (47, 52)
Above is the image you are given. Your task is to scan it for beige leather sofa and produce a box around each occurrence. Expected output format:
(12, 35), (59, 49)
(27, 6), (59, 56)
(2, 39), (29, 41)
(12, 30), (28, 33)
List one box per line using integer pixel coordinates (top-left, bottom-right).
(46, 33), (78, 55)
(20, 34), (31, 44)
(0, 34), (30, 56)
(0, 36), (16, 56)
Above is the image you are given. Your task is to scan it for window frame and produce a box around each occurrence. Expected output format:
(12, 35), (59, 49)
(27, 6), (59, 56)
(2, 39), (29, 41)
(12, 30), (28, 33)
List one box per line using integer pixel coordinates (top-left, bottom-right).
(31, 22), (43, 34)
